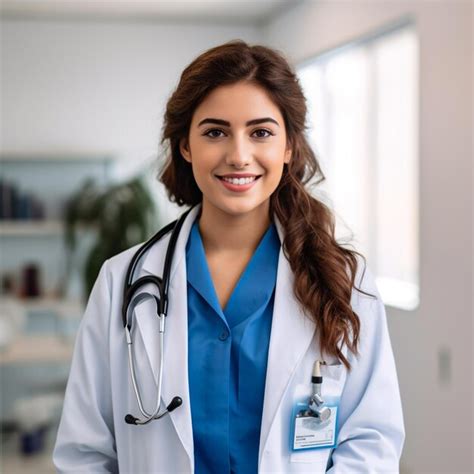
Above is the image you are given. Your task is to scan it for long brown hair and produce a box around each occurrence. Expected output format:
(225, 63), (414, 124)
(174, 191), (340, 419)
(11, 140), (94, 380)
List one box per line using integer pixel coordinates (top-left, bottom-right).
(159, 40), (375, 368)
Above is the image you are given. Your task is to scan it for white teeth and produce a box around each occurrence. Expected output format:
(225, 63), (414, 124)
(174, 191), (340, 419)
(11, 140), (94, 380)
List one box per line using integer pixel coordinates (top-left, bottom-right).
(222, 176), (257, 185)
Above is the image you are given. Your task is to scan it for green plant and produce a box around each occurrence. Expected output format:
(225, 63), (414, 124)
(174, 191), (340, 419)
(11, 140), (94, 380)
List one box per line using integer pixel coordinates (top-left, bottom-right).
(63, 175), (157, 299)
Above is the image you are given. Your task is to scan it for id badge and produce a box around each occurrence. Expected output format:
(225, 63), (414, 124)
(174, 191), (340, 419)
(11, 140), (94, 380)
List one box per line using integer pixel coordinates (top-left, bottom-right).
(290, 396), (340, 451)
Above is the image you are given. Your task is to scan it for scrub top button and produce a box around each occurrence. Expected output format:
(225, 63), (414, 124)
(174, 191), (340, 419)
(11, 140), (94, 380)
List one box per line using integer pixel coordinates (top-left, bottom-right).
(219, 329), (229, 341)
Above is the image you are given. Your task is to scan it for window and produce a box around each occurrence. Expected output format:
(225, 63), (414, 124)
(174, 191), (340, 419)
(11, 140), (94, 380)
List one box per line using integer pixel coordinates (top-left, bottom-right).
(297, 19), (419, 310)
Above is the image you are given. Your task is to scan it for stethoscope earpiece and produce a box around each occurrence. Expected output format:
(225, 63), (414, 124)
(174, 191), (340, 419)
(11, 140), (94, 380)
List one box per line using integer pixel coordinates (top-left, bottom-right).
(124, 414), (138, 425)
(167, 396), (183, 412)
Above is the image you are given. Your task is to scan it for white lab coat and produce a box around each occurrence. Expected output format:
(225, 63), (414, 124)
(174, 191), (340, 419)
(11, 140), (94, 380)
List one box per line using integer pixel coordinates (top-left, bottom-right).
(53, 204), (405, 473)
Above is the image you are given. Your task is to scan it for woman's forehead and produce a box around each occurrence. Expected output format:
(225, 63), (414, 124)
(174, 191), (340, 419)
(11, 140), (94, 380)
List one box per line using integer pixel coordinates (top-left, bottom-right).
(192, 82), (283, 127)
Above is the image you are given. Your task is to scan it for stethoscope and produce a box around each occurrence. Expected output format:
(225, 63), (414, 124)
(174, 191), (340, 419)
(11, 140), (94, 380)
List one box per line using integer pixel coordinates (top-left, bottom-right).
(122, 205), (195, 425)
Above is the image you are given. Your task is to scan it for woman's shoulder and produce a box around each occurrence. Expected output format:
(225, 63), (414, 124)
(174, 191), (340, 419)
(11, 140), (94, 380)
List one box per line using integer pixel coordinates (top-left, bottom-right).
(352, 254), (379, 296)
(104, 229), (173, 283)
(349, 254), (384, 321)
(100, 242), (144, 278)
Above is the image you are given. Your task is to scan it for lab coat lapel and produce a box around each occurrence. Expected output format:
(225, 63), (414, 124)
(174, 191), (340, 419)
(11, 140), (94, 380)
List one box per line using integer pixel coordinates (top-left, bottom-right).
(133, 204), (202, 468)
(258, 218), (316, 459)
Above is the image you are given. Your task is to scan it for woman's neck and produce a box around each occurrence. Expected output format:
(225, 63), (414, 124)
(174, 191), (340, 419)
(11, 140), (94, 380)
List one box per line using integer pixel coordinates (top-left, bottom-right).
(198, 200), (271, 255)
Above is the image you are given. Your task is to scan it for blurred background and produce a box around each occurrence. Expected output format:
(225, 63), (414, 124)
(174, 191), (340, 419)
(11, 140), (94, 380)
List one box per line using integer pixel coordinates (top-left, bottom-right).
(0, 0), (472, 472)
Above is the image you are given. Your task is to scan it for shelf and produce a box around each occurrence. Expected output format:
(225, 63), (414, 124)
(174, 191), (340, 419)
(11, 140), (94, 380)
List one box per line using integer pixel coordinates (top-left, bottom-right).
(0, 335), (75, 365)
(0, 220), (64, 236)
(1, 296), (85, 319)
(0, 297), (83, 364)
(0, 220), (94, 237)
(10, 296), (84, 315)
(0, 151), (115, 163)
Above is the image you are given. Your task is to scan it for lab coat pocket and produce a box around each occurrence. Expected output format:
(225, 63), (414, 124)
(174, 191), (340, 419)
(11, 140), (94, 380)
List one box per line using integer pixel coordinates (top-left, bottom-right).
(290, 448), (329, 464)
(320, 362), (344, 382)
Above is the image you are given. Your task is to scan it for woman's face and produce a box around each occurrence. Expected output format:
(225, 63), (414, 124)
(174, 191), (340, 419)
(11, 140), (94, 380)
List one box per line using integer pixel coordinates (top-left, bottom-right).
(180, 81), (292, 219)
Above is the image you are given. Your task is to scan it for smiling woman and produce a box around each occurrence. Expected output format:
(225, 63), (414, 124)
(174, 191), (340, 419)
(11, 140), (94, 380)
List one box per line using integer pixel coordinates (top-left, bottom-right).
(53, 40), (405, 474)
(179, 81), (291, 219)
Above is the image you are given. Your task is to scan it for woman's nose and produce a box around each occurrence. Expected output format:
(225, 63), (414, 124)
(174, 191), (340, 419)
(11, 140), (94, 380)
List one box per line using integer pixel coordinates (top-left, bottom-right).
(225, 137), (251, 168)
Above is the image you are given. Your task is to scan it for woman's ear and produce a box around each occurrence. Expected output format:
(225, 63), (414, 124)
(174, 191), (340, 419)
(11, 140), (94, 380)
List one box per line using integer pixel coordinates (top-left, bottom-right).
(284, 145), (292, 164)
(180, 138), (192, 163)
(284, 137), (292, 164)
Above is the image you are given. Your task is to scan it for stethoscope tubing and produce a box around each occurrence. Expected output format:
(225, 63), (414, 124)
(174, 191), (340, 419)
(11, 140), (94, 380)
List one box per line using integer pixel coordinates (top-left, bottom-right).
(122, 206), (195, 425)
(125, 322), (165, 424)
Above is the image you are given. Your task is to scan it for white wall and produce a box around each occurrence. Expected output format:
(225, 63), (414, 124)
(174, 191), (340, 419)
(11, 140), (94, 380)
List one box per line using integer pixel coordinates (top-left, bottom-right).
(0, 18), (261, 224)
(262, 2), (473, 473)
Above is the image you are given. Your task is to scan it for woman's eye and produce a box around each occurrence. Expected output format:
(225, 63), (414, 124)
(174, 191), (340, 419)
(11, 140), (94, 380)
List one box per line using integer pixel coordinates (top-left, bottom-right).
(253, 129), (273, 139)
(204, 129), (225, 138)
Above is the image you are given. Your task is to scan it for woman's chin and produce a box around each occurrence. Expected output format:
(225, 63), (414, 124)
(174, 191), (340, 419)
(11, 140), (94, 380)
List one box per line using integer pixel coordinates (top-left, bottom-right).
(204, 197), (270, 219)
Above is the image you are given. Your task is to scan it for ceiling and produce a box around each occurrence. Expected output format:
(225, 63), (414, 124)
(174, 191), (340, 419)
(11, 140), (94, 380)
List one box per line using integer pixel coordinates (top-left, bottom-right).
(0, 0), (301, 24)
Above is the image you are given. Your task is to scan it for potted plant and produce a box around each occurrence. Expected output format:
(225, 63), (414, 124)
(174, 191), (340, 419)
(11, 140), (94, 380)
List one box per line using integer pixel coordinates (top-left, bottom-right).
(62, 175), (157, 300)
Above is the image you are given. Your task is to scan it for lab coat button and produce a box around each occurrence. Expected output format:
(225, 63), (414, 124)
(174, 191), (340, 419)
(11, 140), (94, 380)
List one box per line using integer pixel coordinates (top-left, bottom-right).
(219, 330), (229, 341)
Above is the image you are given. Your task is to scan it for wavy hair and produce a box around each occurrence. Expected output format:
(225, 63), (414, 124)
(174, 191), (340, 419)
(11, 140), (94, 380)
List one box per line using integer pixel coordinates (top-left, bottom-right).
(159, 40), (375, 368)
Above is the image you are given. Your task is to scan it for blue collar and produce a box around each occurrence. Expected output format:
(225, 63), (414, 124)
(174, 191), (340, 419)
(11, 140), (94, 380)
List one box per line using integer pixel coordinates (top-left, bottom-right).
(186, 219), (281, 328)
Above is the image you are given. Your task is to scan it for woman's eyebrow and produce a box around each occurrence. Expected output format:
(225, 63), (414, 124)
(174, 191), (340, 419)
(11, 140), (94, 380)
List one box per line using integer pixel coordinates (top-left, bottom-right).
(197, 117), (280, 127)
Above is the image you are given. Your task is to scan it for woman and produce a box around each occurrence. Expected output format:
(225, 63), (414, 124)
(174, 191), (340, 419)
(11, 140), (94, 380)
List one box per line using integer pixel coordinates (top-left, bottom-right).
(53, 40), (404, 473)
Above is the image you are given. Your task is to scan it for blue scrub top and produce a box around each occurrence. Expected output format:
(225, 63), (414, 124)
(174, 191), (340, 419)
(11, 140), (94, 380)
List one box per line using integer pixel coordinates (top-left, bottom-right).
(186, 218), (281, 474)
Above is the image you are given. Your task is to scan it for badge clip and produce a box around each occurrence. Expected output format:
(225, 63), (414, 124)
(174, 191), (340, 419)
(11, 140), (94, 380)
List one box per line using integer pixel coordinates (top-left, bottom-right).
(307, 360), (332, 422)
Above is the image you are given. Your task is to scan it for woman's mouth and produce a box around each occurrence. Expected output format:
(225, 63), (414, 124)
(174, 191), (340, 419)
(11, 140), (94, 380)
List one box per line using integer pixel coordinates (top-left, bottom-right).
(215, 174), (262, 192)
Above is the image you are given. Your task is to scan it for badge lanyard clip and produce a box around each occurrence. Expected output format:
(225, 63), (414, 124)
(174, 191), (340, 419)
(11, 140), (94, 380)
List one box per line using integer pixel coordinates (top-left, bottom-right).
(307, 360), (331, 422)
